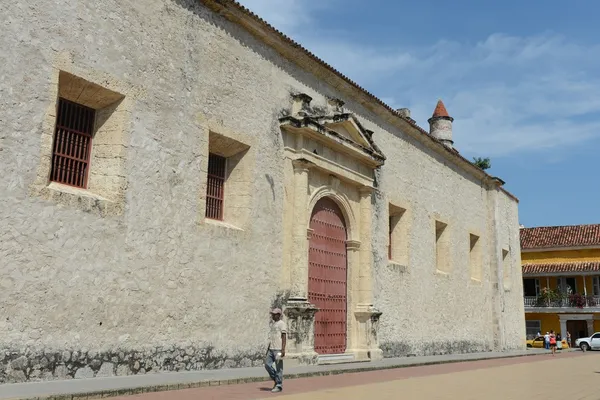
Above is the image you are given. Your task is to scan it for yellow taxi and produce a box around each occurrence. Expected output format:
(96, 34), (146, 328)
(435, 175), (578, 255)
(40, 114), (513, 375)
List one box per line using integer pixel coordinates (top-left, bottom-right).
(526, 336), (569, 349)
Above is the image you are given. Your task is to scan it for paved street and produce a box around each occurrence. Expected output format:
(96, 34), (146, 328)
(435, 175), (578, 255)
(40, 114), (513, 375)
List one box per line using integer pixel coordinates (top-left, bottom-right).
(107, 351), (597, 400)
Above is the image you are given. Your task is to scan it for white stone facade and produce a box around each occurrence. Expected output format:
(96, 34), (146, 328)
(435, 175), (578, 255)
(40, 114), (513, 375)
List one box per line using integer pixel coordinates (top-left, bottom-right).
(0, 0), (524, 383)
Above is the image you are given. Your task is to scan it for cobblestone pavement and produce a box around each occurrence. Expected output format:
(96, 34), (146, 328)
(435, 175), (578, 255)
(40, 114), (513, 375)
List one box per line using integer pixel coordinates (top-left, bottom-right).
(108, 351), (594, 400)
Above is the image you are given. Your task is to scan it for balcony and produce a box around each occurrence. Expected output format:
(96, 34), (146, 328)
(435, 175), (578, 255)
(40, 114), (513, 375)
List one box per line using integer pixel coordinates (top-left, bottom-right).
(524, 294), (600, 310)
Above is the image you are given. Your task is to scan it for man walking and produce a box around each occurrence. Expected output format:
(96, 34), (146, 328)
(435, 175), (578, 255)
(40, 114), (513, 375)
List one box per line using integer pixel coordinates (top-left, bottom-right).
(265, 308), (287, 393)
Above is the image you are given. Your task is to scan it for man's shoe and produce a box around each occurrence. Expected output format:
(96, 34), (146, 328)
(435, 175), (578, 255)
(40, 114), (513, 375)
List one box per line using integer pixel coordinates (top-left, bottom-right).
(271, 386), (282, 393)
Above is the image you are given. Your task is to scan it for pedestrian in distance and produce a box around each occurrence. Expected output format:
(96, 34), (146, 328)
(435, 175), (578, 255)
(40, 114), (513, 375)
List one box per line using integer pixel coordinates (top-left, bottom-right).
(549, 330), (557, 356)
(265, 308), (287, 393)
(566, 331), (572, 348)
(544, 332), (550, 350)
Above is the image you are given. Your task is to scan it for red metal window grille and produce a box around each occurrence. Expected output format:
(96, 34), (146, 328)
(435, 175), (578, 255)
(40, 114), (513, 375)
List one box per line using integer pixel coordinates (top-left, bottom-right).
(206, 153), (226, 220)
(50, 98), (95, 188)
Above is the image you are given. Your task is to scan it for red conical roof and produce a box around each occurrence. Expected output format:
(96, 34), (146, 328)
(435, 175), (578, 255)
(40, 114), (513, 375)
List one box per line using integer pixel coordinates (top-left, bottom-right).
(432, 100), (450, 118)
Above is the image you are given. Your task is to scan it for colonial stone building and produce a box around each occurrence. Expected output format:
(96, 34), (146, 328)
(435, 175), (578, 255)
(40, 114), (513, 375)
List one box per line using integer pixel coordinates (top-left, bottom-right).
(0, 0), (525, 383)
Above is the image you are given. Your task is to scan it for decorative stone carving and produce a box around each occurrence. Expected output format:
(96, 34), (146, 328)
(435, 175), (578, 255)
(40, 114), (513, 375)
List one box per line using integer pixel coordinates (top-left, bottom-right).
(327, 97), (345, 113)
(291, 93), (313, 117)
(283, 300), (319, 364)
(280, 94), (386, 166)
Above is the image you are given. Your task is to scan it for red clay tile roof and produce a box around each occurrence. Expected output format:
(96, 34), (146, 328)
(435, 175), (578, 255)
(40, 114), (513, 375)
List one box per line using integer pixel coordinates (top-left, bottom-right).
(522, 262), (600, 275)
(432, 100), (450, 118)
(200, 0), (518, 202)
(520, 224), (600, 250)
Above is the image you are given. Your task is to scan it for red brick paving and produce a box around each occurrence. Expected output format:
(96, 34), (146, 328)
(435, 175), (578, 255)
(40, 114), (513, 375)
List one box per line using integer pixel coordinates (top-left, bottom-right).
(111, 352), (584, 400)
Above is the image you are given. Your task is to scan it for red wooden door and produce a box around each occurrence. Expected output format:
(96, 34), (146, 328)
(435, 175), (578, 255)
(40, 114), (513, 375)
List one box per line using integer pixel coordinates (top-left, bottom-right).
(308, 197), (348, 355)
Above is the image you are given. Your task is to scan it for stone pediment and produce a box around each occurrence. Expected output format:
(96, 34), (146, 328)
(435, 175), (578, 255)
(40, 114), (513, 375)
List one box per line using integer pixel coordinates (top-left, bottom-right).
(279, 94), (385, 166)
(323, 114), (370, 148)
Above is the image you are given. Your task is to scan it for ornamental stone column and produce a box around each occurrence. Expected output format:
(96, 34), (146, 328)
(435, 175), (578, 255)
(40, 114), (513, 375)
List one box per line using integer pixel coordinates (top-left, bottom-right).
(353, 186), (383, 361)
(358, 187), (374, 307)
(289, 158), (312, 301)
(285, 159), (318, 363)
(345, 239), (362, 351)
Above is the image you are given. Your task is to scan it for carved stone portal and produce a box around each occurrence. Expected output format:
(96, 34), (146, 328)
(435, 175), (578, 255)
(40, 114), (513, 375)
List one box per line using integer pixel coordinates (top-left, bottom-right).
(281, 92), (385, 363)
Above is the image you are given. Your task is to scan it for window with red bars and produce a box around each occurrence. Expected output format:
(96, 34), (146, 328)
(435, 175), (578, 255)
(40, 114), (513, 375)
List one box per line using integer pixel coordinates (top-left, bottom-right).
(50, 98), (95, 188)
(206, 153), (226, 220)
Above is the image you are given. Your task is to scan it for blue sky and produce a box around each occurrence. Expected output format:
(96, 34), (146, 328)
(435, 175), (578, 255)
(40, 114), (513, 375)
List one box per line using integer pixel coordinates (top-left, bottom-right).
(239, 0), (600, 228)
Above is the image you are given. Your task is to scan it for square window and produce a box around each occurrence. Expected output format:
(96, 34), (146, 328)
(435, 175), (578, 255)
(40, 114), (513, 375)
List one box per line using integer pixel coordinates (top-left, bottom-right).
(30, 70), (131, 216)
(203, 131), (251, 227)
(388, 204), (409, 265)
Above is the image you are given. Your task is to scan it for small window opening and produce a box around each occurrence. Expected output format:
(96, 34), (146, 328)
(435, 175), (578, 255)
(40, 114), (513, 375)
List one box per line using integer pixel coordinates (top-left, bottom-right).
(205, 153), (226, 220)
(50, 98), (95, 188)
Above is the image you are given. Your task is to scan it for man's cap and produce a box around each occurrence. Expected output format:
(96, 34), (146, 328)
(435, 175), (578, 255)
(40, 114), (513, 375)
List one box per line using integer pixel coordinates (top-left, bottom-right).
(270, 308), (282, 315)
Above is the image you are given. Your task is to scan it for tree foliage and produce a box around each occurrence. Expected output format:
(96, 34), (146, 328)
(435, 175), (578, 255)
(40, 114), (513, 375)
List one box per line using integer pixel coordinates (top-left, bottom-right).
(472, 157), (491, 170)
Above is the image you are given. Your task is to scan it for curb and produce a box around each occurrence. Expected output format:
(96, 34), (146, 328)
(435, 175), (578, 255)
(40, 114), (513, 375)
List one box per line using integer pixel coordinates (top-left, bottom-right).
(7, 351), (559, 400)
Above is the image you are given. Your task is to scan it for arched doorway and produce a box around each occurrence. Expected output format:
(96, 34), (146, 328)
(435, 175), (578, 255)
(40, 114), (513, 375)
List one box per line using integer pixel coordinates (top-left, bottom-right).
(308, 197), (348, 354)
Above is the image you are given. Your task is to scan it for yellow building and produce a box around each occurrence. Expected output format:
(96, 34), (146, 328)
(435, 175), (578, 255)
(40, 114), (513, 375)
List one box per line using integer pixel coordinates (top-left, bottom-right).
(521, 224), (600, 345)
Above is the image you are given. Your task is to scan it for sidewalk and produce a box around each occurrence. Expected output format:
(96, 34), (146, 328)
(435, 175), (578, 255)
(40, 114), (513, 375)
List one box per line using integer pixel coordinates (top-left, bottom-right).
(1, 348), (553, 400)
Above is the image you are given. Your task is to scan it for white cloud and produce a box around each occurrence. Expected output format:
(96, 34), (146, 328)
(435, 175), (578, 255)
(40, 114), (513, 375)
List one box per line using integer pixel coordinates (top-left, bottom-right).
(306, 33), (600, 157)
(237, 0), (325, 33)
(238, 1), (600, 157)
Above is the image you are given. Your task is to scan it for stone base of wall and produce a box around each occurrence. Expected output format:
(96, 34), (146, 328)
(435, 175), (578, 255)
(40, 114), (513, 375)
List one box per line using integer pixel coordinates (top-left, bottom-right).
(287, 352), (319, 367)
(380, 340), (492, 358)
(0, 346), (264, 384)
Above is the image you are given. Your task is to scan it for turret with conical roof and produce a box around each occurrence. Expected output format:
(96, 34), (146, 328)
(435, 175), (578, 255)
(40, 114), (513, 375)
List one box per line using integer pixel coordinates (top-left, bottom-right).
(428, 100), (454, 149)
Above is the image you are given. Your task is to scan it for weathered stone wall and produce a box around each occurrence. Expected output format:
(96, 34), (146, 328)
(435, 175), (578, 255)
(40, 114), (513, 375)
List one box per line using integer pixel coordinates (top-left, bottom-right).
(371, 131), (496, 356)
(0, 0), (523, 383)
(497, 191), (526, 350)
(1, 0), (288, 383)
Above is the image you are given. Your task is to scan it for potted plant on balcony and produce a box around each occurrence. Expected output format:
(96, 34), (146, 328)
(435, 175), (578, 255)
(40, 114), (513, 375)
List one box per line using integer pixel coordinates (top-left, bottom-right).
(536, 287), (563, 306)
(568, 293), (587, 308)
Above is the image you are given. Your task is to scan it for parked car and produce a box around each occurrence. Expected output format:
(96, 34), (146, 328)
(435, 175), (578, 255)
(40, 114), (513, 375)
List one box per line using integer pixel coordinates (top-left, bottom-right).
(526, 336), (569, 349)
(575, 332), (600, 351)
